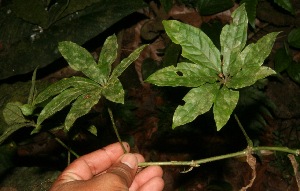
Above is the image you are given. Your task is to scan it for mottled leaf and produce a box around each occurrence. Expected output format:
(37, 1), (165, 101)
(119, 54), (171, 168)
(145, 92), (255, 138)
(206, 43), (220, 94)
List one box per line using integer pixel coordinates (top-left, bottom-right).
(110, 45), (147, 81)
(228, 66), (276, 89)
(145, 62), (218, 87)
(213, 87), (239, 130)
(36, 88), (83, 126)
(162, 20), (221, 72)
(102, 79), (124, 104)
(172, 83), (220, 129)
(65, 89), (102, 130)
(58, 41), (106, 85)
(228, 32), (279, 79)
(97, 34), (118, 84)
(34, 76), (99, 104)
(221, 4), (248, 76)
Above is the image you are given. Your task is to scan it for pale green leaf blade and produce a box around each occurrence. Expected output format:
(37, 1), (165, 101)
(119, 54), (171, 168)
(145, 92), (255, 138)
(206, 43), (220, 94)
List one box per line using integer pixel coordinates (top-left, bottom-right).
(162, 20), (221, 72)
(221, 4), (248, 75)
(34, 76), (99, 105)
(97, 34), (118, 82)
(65, 89), (102, 131)
(102, 79), (124, 104)
(58, 41), (104, 85)
(227, 66), (276, 89)
(37, 88), (83, 126)
(228, 32), (279, 77)
(172, 83), (220, 129)
(213, 87), (239, 131)
(3, 102), (27, 125)
(145, 62), (218, 87)
(110, 45), (147, 80)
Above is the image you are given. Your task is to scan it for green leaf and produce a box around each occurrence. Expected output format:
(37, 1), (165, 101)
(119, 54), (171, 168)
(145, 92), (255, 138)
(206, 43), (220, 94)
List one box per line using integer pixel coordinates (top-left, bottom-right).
(228, 66), (276, 89)
(3, 102), (27, 125)
(65, 89), (102, 130)
(213, 87), (239, 130)
(102, 79), (124, 104)
(58, 41), (105, 84)
(221, 4), (248, 76)
(274, 47), (292, 72)
(197, 0), (234, 15)
(97, 34), (118, 84)
(34, 76), (99, 104)
(241, 0), (258, 28)
(36, 88), (84, 126)
(287, 61), (300, 84)
(172, 83), (220, 129)
(110, 45), (147, 81)
(288, 28), (300, 48)
(274, 0), (295, 15)
(162, 20), (221, 73)
(145, 62), (217, 87)
(227, 32), (279, 88)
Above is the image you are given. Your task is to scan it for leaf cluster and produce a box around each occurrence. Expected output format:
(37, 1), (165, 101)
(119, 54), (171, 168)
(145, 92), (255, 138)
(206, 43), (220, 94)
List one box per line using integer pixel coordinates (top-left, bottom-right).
(0, 35), (146, 141)
(146, 4), (278, 130)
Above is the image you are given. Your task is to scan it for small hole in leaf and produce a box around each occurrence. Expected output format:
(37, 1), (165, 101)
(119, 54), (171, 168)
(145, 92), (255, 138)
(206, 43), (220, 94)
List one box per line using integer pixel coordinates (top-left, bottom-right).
(176, 71), (183, 76)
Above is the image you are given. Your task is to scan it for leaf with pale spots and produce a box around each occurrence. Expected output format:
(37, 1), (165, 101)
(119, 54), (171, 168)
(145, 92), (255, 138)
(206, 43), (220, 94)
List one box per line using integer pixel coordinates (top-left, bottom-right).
(213, 87), (239, 130)
(36, 88), (84, 128)
(65, 89), (102, 131)
(34, 76), (99, 105)
(102, 79), (124, 104)
(220, 4), (248, 76)
(162, 20), (221, 73)
(97, 35), (118, 84)
(145, 62), (218, 87)
(58, 41), (105, 85)
(172, 83), (220, 129)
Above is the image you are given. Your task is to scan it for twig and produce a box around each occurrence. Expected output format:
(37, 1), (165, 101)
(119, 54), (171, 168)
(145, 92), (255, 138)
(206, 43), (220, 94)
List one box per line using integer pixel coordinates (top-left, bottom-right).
(235, 114), (253, 147)
(108, 108), (127, 153)
(138, 146), (300, 167)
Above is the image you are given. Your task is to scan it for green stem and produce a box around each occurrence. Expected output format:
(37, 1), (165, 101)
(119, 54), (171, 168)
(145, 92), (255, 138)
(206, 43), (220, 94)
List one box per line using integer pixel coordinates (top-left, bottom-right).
(108, 108), (127, 153)
(235, 114), (253, 147)
(53, 137), (80, 158)
(138, 146), (300, 167)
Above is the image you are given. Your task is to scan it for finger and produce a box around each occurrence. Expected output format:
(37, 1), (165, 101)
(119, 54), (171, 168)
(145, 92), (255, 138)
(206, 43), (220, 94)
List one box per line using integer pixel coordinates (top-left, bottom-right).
(106, 153), (139, 187)
(136, 177), (164, 191)
(130, 166), (164, 190)
(54, 142), (129, 184)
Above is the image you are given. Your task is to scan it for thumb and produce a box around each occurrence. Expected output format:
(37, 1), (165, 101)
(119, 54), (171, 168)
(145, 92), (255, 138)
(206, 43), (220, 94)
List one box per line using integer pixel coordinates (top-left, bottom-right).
(105, 153), (138, 188)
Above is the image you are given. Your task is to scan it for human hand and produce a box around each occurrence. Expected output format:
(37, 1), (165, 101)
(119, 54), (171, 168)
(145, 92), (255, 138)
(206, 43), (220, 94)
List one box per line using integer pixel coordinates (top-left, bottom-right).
(50, 142), (164, 191)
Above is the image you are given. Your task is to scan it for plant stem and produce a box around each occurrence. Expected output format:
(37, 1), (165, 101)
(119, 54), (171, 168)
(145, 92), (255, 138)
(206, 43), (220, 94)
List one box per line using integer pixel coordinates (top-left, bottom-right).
(108, 108), (127, 153)
(138, 146), (300, 167)
(53, 137), (80, 158)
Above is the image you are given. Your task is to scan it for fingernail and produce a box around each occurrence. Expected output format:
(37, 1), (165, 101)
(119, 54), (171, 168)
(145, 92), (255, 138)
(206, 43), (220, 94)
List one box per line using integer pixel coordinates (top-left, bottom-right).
(121, 153), (137, 169)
